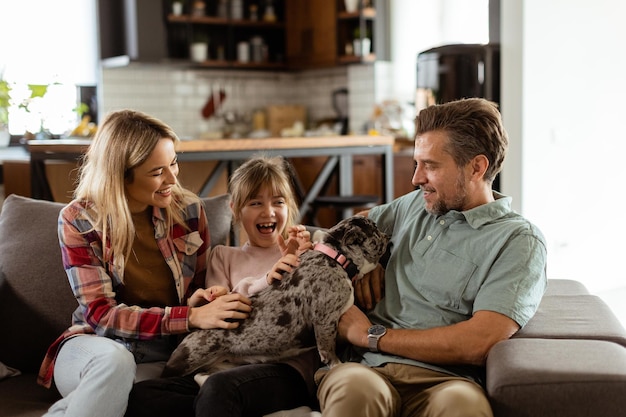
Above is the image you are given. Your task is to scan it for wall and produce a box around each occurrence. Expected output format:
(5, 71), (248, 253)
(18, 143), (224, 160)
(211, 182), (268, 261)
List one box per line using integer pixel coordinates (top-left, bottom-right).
(387, 0), (489, 108)
(501, 0), (626, 321)
(100, 65), (350, 139)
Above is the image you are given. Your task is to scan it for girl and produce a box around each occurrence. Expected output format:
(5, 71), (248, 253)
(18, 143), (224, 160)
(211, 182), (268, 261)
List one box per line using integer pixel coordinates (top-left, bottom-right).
(127, 155), (320, 417)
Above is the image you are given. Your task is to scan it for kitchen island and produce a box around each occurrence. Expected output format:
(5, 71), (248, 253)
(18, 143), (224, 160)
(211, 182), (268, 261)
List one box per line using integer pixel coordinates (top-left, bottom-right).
(28, 135), (395, 223)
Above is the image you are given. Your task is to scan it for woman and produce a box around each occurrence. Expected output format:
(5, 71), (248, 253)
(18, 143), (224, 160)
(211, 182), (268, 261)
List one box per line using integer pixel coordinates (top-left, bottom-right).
(38, 109), (251, 417)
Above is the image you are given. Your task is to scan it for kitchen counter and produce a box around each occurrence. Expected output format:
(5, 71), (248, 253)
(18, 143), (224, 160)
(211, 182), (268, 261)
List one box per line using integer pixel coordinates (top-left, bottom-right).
(28, 135), (395, 221)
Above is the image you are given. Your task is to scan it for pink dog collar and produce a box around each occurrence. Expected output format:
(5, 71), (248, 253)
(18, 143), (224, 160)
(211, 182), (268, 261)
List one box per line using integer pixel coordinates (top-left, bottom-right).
(313, 243), (359, 279)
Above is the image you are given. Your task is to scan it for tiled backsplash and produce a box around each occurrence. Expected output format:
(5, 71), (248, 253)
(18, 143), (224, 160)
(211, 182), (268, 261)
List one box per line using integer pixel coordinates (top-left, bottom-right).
(101, 64), (381, 139)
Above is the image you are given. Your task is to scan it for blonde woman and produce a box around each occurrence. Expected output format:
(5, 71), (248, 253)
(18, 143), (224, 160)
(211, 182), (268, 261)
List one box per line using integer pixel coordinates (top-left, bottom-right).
(38, 110), (251, 417)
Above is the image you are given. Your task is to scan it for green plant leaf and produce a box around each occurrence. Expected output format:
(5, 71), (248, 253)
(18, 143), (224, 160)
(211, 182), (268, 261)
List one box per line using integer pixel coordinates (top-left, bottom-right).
(27, 84), (49, 98)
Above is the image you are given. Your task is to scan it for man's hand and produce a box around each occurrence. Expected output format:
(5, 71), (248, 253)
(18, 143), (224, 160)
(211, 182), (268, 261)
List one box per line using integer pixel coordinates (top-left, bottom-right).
(354, 264), (385, 310)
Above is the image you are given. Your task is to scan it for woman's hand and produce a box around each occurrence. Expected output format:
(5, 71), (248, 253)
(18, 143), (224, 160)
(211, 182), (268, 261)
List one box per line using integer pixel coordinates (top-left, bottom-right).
(188, 292), (252, 330)
(187, 286), (229, 307)
(354, 264), (385, 311)
(266, 254), (300, 284)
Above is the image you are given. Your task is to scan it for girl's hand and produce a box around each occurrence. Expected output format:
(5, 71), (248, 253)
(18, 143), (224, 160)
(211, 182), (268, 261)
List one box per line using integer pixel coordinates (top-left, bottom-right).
(207, 285), (229, 301)
(187, 286), (229, 307)
(266, 254), (300, 284)
(280, 225), (312, 256)
(188, 292), (252, 330)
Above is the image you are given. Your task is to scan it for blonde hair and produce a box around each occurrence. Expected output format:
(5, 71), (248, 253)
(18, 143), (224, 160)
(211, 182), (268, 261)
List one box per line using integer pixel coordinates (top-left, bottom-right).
(228, 155), (299, 239)
(73, 109), (199, 274)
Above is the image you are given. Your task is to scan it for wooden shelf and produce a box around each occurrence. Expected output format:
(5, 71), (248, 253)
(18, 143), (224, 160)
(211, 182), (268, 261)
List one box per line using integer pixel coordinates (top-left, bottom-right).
(168, 14), (284, 28)
(189, 60), (286, 70)
(338, 7), (376, 19)
(338, 53), (376, 64)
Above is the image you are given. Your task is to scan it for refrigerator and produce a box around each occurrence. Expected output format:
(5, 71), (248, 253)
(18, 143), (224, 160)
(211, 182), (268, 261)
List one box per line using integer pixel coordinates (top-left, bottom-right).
(415, 43), (501, 190)
(415, 43), (500, 113)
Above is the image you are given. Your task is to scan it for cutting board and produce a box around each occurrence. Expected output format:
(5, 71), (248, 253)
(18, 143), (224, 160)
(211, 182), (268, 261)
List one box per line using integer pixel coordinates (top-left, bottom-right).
(267, 105), (307, 137)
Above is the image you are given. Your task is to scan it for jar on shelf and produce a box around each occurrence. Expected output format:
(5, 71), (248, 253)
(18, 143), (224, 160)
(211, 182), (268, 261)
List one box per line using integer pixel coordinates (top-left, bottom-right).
(231, 0), (243, 20)
(250, 36), (264, 62)
(217, 0), (228, 18)
(191, 0), (206, 17)
(249, 4), (259, 21)
(263, 0), (276, 22)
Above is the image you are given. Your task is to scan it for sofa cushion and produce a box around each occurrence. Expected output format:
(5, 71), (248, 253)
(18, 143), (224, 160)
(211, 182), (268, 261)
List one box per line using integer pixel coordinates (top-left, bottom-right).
(201, 194), (233, 247)
(487, 338), (626, 417)
(514, 294), (626, 347)
(544, 278), (590, 296)
(0, 194), (233, 375)
(0, 195), (72, 373)
(0, 374), (61, 417)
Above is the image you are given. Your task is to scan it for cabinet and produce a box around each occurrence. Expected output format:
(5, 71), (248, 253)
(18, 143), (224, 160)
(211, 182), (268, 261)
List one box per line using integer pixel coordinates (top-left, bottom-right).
(336, 0), (389, 64)
(164, 0), (287, 69)
(285, 0), (337, 69)
(98, 0), (388, 69)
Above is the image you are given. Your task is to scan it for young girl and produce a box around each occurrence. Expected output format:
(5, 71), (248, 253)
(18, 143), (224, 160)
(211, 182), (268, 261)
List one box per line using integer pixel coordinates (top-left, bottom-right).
(127, 155), (320, 417)
(206, 154), (312, 298)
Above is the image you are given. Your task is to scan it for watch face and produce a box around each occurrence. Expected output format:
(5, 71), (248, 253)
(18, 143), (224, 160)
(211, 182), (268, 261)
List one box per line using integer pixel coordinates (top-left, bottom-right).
(369, 324), (386, 336)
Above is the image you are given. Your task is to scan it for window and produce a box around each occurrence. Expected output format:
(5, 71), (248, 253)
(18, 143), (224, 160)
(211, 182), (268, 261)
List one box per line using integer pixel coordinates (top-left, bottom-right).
(0, 0), (98, 136)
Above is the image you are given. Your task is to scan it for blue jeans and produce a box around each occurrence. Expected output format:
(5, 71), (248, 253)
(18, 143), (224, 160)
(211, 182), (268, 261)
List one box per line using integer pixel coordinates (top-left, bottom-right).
(125, 363), (315, 417)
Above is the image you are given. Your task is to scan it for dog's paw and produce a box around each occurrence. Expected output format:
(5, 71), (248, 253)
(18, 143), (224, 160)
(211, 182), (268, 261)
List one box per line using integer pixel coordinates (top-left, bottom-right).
(194, 372), (210, 386)
(318, 349), (341, 368)
(327, 357), (343, 368)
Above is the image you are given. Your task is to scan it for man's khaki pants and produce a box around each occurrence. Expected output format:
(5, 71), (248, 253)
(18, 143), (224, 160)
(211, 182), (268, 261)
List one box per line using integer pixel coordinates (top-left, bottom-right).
(316, 362), (493, 417)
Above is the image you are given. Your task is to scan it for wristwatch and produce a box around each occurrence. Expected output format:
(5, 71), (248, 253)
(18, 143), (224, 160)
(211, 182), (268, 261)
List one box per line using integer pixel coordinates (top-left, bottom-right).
(367, 324), (387, 352)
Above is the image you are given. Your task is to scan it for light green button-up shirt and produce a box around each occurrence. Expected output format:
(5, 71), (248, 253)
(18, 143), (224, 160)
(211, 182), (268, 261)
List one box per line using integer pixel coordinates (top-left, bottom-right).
(362, 189), (547, 381)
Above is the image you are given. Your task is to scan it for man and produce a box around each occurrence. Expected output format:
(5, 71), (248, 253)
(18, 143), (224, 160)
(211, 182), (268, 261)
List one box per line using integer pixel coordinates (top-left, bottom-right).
(316, 98), (547, 417)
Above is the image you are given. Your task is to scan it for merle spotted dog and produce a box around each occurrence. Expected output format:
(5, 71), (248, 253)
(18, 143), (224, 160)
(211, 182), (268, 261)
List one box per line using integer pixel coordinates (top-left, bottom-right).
(162, 215), (389, 379)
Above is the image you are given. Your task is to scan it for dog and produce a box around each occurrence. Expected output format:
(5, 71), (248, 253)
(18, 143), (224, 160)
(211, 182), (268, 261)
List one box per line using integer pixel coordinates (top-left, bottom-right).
(162, 215), (389, 379)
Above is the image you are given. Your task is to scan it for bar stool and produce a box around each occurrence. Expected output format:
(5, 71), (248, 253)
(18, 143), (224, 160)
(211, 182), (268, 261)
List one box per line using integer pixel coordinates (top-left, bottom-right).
(285, 157), (380, 227)
(307, 194), (379, 227)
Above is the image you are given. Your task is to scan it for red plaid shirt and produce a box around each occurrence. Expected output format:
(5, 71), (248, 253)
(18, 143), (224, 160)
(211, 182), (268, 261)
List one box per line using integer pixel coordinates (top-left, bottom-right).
(38, 197), (209, 388)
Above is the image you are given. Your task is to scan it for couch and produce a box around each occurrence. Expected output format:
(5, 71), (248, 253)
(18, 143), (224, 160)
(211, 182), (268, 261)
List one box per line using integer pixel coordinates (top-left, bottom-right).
(1, 194), (626, 417)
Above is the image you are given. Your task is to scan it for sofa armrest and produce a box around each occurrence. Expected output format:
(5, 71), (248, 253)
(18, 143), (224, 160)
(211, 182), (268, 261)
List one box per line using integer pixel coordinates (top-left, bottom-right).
(514, 295), (626, 347)
(487, 338), (626, 417)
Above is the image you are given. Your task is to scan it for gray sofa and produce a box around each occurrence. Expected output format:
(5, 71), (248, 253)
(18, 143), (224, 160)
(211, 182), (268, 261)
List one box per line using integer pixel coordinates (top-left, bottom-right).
(1, 195), (626, 417)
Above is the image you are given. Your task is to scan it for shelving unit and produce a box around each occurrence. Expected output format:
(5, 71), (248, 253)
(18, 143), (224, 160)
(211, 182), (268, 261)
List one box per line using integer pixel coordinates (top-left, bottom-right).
(336, 0), (389, 64)
(163, 0), (287, 69)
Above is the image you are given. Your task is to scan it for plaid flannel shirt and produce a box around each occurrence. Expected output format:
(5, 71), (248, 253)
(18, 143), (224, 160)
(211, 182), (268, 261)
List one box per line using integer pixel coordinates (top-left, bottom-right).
(38, 197), (209, 388)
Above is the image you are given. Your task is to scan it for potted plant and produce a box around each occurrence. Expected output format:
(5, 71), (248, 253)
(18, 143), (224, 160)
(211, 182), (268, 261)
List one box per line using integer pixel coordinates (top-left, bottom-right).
(352, 26), (371, 57)
(190, 32), (209, 62)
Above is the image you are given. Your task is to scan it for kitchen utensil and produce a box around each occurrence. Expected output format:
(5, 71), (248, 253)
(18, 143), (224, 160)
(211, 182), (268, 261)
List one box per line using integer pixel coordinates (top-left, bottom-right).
(201, 87), (226, 119)
(332, 88), (349, 135)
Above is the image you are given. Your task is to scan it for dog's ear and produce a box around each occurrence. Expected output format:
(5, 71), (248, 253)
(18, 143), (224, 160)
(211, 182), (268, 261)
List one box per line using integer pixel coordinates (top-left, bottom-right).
(341, 224), (366, 248)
